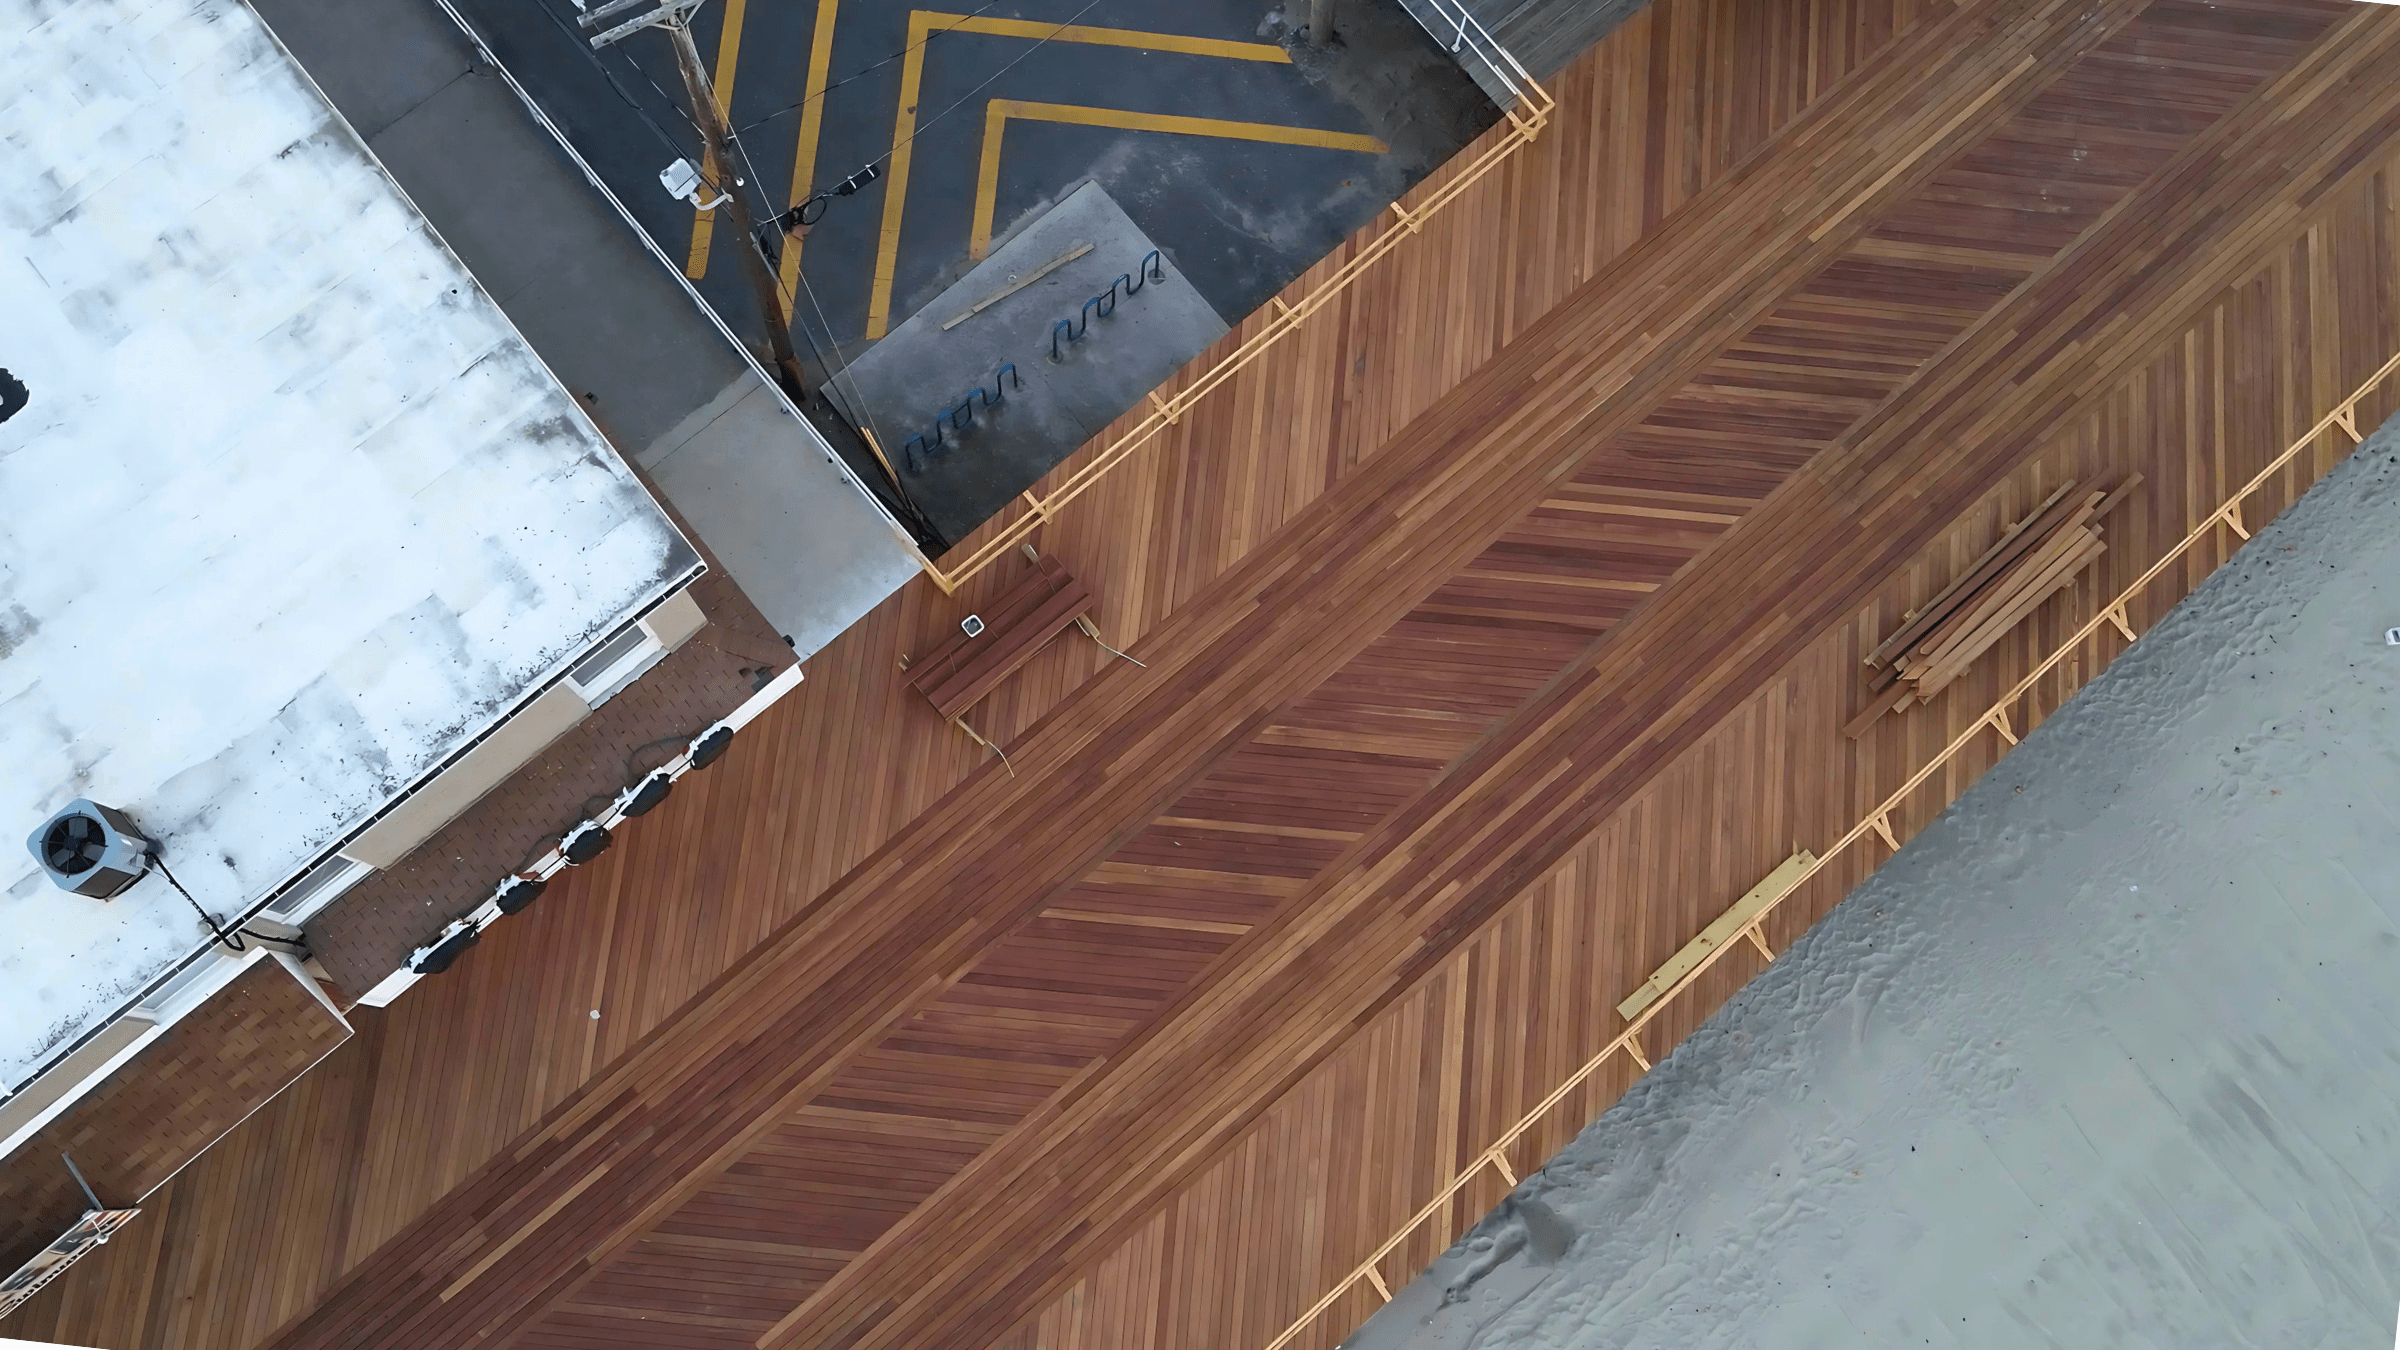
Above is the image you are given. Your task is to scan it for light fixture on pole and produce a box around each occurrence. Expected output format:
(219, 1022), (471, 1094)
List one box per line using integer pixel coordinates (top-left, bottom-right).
(582, 0), (811, 399)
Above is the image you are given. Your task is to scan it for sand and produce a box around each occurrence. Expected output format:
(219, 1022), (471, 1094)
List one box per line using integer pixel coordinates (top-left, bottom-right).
(1347, 415), (2400, 1349)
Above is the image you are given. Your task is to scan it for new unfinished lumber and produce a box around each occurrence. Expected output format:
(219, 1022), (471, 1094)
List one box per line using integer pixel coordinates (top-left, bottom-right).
(1848, 474), (2142, 737)
(1867, 479), (2080, 671)
(1617, 851), (1818, 1022)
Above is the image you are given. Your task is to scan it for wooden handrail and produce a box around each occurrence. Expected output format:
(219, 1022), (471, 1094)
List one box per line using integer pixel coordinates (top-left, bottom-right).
(916, 77), (1557, 594)
(1253, 346), (2400, 1350)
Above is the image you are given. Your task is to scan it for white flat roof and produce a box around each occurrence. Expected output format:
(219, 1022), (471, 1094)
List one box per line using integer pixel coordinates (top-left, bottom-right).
(0, 0), (698, 1091)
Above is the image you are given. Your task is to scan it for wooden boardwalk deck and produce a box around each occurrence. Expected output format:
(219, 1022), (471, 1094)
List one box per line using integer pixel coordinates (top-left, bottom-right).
(12, 1), (2400, 1348)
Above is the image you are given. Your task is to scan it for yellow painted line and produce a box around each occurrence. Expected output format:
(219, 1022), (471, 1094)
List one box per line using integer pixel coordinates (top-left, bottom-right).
(685, 0), (751, 279)
(684, 0), (750, 279)
(867, 8), (935, 339)
(970, 99), (1013, 264)
(970, 99), (1387, 260)
(867, 11), (1293, 339)
(779, 0), (843, 296)
(934, 13), (1289, 62)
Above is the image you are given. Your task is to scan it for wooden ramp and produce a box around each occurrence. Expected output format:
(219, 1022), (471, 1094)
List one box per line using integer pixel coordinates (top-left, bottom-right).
(12, 2), (2400, 1349)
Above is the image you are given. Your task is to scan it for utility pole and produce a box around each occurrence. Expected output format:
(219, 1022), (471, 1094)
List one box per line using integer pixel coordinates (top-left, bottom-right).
(1311, 0), (1335, 46)
(583, 0), (811, 399)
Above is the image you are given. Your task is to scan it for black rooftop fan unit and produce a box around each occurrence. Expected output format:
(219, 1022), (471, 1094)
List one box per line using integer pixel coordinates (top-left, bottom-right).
(618, 769), (673, 818)
(27, 799), (153, 899)
(494, 875), (548, 916)
(687, 724), (735, 771)
(412, 924), (481, 976)
(560, 821), (613, 866)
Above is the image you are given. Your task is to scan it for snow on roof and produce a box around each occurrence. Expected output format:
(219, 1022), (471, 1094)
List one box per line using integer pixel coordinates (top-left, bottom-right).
(0, 0), (699, 1092)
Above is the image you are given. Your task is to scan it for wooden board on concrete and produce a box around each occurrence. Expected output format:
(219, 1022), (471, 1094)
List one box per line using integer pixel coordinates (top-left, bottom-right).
(14, 4), (2398, 1350)
(1618, 850), (1817, 1022)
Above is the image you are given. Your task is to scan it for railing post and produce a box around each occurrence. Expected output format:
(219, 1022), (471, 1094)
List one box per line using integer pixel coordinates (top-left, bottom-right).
(928, 5), (1549, 595)
(1868, 811), (1900, 852)
(1222, 355), (2395, 1350)
(1744, 925), (1776, 962)
(1486, 1150), (1518, 1187)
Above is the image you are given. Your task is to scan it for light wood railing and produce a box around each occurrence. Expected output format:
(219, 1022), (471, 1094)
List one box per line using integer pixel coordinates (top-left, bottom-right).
(1257, 348), (2400, 1350)
(918, 51), (1554, 594)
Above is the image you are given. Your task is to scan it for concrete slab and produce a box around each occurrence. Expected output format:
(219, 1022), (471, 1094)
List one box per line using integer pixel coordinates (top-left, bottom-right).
(824, 182), (1229, 545)
(256, 0), (473, 139)
(648, 372), (925, 657)
(1350, 422), (2400, 1350)
(335, 55), (744, 456)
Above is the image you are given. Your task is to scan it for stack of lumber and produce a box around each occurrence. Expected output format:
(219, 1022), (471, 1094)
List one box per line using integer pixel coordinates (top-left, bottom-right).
(1845, 473), (2142, 738)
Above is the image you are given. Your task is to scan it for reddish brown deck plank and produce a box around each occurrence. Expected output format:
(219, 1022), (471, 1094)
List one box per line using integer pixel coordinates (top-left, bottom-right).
(230, 3), (2383, 1349)
(17, 3), (2400, 1349)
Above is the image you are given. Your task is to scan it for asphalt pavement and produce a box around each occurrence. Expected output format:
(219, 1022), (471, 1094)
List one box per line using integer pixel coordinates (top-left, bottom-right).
(444, 0), (1496, 383)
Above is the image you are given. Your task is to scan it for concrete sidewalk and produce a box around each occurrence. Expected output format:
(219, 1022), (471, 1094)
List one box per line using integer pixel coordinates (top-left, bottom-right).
(255, 0), (922, 658)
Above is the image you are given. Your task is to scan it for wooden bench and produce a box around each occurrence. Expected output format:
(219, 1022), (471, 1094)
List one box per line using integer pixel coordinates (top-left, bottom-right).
(906, 555), (1107, 763)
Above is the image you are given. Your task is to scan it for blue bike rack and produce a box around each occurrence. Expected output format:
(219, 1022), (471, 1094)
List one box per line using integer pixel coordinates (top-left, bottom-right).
(1051, 251), (1170, 362)
(903, 251), (1170, 473)
(903, 364), (1020, 474)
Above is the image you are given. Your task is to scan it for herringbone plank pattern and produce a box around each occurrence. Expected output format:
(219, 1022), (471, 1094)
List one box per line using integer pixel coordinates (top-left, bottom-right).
(15, 4), (2400, 1350)
(513, 3), (2359, 1347)
(1009, 156), (2400, 1350)
(16, 0), (1924, 1343)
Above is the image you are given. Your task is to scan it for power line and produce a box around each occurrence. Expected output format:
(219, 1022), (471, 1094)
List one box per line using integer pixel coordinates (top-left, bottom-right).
(529, 0), (1080, 537)
(563, 0), (810, 390)
(865, 0), (1109, 177)
(732, 0), (1013, 136)
(739, 0), (1109, 213)
(720, 109), (788, 233)
(601, 27), (720, 152)
(546, 0), (757, 210)
(151, 855), (246, 953)
(532, 0), (696, 162)
(728, 0), (1110, 324)
(737, 0), (1109, 534)
(546, 0), (1106, 233)
(741, 219), (940, 538)
(789, 261), (944, 539)
(791, 269), (882, 449)
(756, 0), (1110, 236)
